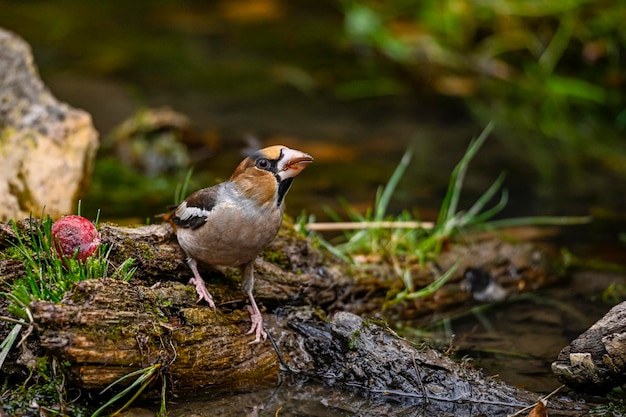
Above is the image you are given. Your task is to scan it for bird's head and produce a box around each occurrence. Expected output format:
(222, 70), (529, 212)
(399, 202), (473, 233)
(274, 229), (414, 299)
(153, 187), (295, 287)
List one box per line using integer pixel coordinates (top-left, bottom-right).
(231, 145), (313, 207)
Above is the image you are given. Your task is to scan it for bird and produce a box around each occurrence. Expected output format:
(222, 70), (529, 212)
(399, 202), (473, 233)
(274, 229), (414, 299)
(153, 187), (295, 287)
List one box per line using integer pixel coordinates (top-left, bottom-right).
(464, 267), (508, 303)
(164, 145), (313, 343)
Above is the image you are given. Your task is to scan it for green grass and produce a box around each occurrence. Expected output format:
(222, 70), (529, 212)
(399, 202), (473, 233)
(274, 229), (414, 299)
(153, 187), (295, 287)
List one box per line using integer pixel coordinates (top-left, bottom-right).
(4, 216), (136, 320)
(301, 123), (590, 301)
(1, 214), (139, 416)
(304, 123), (506, 266)
(91, 364), (165, 417)
(0, 321), (23, 370)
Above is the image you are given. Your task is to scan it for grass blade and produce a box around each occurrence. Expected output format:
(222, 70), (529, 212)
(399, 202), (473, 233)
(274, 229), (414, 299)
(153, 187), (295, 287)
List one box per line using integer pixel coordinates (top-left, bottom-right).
(99, 367), (155, 395)
(392, 262), (460, 303)
(0, 322), (23, 370)
(439, 122), (494, 225)
(314, 234), (354, 264)
(469, 189), (509, 224)
(463, 172), (507, 221)
(174, 168), (194, 205)
(375, 147), (413, 221)
(92, 364), (161, 417)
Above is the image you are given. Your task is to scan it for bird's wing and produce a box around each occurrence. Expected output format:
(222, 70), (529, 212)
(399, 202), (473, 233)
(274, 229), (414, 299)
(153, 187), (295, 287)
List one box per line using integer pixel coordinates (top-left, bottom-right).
(166, 187), (219, 230)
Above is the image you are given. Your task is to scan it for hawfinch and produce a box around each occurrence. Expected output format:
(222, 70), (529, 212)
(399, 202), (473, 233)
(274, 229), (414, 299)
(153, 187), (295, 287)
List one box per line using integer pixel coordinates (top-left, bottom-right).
(164, 145), (313, 343)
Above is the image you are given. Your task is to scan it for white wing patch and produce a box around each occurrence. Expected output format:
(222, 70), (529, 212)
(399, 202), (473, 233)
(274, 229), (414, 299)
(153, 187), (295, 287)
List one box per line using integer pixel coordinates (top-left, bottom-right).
(176, 201), (212, 221)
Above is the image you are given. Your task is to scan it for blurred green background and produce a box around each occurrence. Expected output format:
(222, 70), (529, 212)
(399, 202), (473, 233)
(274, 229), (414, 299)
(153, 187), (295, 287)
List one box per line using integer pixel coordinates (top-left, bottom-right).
(0, 0), (624, 224)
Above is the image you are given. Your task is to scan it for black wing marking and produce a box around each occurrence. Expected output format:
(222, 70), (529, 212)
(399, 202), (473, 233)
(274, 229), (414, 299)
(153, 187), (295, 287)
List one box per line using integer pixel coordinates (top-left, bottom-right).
(170, 187), (218, 230)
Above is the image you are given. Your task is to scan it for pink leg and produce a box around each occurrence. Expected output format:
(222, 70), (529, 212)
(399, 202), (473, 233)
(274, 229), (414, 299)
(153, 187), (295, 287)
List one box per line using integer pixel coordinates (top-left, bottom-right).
(245, 291), (267, 344)
(241, 262), (267, 344)
(187, 258), (216, 311)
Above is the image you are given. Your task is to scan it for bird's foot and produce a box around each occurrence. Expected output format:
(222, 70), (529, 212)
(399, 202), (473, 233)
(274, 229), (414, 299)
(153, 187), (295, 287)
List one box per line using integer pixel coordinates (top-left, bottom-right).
(245, 305), (267, 344)
(188, 277), (216, 311)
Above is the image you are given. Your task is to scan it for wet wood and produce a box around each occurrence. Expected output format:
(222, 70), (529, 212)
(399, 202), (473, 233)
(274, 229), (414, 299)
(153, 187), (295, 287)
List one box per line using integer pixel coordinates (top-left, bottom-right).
(31, 280), (580, 415)
(272, 307), (583, 416)
(552, 301), (626, 394)
(1, 219), (562, 321)
(31, 279), (278, 389)
(96, 221), (564, 321)
(1, 219), (580, 414)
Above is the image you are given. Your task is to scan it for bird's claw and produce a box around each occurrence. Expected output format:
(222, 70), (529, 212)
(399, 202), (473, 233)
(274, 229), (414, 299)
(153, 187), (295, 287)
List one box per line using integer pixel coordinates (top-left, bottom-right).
(245, 305), (267, 344)
(189, 277), (216, 312)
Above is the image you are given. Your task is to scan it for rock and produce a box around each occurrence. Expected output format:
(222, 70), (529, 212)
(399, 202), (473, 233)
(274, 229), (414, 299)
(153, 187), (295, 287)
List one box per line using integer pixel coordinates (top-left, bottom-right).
(0, 27), (99, 221)
(109, 107), (191, 176)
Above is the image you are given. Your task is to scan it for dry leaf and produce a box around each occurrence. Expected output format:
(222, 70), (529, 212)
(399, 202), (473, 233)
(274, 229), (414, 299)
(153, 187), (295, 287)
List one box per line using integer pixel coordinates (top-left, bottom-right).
(526, 399), (547, 417)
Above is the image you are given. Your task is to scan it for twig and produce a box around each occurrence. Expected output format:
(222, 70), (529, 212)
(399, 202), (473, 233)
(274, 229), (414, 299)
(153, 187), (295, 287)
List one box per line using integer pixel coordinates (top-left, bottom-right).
(0, 315), (28, 326)
(304, 221), (435, 231)
(267, 331), (288, 370)
(411, 351), (429, 404)
(507, 384), (565, 417)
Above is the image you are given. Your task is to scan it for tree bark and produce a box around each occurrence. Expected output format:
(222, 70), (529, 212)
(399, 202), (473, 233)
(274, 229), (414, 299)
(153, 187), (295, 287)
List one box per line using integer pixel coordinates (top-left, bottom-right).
(2, 219), (581, 415)
(552, 301), (626, 394)
(94, 221), (563, 320)
(1, 219), (563, 321)
(31, 279), (580, 415)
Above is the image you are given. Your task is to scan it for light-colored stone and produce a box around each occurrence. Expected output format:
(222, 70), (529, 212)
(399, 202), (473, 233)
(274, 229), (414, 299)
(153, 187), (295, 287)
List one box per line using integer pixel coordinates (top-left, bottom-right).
(0, 28), (99, 221)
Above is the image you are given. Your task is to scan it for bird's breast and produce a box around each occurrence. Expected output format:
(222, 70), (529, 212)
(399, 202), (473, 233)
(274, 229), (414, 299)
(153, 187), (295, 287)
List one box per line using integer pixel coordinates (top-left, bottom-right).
(175, 199), (283, 267)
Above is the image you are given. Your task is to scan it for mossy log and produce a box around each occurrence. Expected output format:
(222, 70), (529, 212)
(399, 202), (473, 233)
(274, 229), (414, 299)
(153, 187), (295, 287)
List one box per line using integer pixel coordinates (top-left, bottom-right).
(31, 278), (277, 389)
(1, 219), (580, 414)
(0, 219), (562, 322)
(552, 301), (626, 394)
(96, 221), (562, 321)
(31, 280), (579, 415)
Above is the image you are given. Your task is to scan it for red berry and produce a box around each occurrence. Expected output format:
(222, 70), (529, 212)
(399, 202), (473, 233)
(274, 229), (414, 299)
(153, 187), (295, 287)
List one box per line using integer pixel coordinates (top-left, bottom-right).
(51, 215), (101, 263)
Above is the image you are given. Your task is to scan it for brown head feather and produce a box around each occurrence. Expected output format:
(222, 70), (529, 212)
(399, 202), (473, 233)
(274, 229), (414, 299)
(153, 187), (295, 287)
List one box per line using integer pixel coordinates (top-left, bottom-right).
(230, 145), (313, 206)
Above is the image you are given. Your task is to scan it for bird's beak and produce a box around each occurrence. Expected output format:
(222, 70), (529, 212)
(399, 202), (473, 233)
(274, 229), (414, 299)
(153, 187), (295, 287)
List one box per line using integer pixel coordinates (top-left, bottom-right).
(277, 148), (314, 181)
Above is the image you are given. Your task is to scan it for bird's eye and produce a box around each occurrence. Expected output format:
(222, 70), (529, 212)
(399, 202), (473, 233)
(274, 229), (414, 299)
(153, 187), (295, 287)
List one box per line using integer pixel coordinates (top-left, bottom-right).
(255, 158), (271, 170)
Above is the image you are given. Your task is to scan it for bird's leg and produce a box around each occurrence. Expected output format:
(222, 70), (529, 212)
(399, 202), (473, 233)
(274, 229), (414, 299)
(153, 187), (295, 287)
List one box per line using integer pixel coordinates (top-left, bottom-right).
(241, 262), (267, 344)
(187, 258), (216, 311)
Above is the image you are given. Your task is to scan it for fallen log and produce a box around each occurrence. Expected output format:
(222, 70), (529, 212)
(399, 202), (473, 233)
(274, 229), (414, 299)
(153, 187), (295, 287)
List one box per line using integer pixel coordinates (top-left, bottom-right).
(31, 279), (581, 415)
(552, 300), (626, 394)
(32, 279), (277, 389)
(90, 221), (565, 319)
(275, 308), (584, 416)
(1, 218), (561, 323)
(1, 219), (581, 415)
